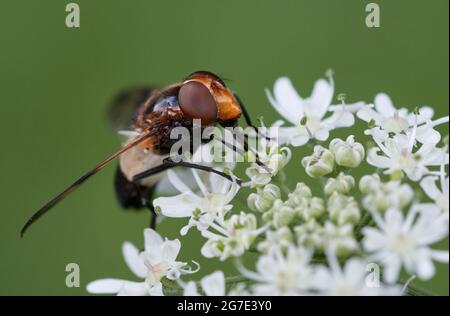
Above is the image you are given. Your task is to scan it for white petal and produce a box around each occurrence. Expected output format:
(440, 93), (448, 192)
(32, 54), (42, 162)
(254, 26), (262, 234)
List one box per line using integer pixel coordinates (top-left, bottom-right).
(322, 110), (355, 129)
(144, 228), (164, 251)
(409, 106), (435, 125)
(255, 255), (278, 276)
(330, 102), (368, 113)
(156, 169), (196, 195)
(278, 127), (309, 147)
(384, 208), (404, 231)
(416, 125), (441, 146)
(209, 171), (230, 195)
(310, 78), (334, 119)
(148, 283), (164, 296)
(201, 271), (226, 296)
(420, 176), (441, 200)
(343, 259), (366, 284)
(312, 266), (333, 291)
(362, 228), (386, 252)
(266, 77), (304, 125)
(183, 281), (200, 296)
(86, 279), (127, 294)
(418, 146), (449, 166)
(154, 192), (201, 218)
(122, 242), (147, 279)
(161, 239), (181, 263)
(367, 148), (392, 169)
(314, 128), (330, 141)
(431, 250), (449, 263)
(167, 169), (194, 194)
(374, 93), (396, 116)
(383, 255), (402, 284)
(414, 254), (435, 281)
(200, 241), (216, 258)
(418, 106), (434, 122)
(287, 135), (310, 147)
(192, 169), (209, 196)
(117, 281), (149, 296)
(357, 107), (381, 124)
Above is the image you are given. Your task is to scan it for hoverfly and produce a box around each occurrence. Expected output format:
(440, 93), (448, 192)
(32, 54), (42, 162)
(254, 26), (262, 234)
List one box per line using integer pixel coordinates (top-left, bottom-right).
(21, 71), (265, 237)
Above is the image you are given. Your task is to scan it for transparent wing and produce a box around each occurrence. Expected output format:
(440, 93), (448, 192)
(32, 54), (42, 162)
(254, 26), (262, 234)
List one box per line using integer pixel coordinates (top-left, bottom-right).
(106, 86), (157, 131)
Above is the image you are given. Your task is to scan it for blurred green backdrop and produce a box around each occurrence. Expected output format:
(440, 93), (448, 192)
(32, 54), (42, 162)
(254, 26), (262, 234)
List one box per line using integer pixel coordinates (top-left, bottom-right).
(0, 0), (448, 295)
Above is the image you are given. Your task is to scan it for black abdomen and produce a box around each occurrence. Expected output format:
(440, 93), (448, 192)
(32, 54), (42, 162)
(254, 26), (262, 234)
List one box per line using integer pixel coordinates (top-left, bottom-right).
(114, 165), (155, 210)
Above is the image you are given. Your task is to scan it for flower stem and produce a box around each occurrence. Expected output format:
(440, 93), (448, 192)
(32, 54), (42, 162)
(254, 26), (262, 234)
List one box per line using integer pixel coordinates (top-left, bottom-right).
(402, 281), (437, 296)
(355, 211), (373, 241)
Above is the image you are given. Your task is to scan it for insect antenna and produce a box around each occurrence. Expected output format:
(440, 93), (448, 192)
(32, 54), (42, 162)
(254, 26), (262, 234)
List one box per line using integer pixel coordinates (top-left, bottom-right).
(20, 131), (153, 238)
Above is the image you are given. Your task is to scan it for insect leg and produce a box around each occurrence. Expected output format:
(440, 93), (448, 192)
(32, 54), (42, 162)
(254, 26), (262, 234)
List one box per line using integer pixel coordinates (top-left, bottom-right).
(233, 93), (272, 141)
(114, 166), (159, 229)
(136, 187), (158, 229)
(217, 136), (271, 173)
(132, 158), (241, 185)
(233, 93), (256, 129)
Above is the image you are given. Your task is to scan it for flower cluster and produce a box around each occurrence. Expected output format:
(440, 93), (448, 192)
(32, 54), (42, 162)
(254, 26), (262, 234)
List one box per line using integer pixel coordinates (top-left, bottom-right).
(88, 72), (449, 296)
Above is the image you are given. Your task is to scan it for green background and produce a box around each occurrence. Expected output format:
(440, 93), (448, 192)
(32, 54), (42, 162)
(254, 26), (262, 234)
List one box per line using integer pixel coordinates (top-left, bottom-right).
(0, 0), (448, 295)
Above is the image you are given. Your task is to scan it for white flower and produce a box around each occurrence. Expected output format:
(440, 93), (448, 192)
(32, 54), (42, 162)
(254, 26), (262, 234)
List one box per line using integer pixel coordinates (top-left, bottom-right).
(327, 193), (361, 226)
(154, 169), (239, 235)
(247, 184), (281, 213)
(324, 173), (355, 195)
(363, 204), (449, 283)
(367, 133), (449, 181)
(357, 93), (447, 144)
(86, 229), (198, 296)
(182, 271), (226, 296)
(359, 174), (414, 213)
(269, 200), (297, 227)
(238, 245), (314, 295)
(200, 212), (263, 261)
(329, 135), (365, 168)
(294, 220), (358, 257)
(244, 139), (291, 188)
(266, 73), (366, 147)
(420, 168), (449, 213)
(294, 219), (325, 250)
(322, 221), (359, 257)
(302, 145), (335, 178)
(257, 227), (295, 254)
(313, 251), (402, 296)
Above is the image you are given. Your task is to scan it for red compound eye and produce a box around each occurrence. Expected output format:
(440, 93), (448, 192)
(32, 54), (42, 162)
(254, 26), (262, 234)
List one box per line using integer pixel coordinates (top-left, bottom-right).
(178, 81), (218, 125)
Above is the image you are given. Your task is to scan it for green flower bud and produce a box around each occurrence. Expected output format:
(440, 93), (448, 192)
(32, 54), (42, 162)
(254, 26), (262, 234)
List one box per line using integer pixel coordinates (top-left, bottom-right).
(324, 173), (356, 195)
(247, 184), (281, 213)
(359, 174), (381, 194)
(257, 227), (294, 254)
(301, 145), (335, 178)
(297, 197), (325, 221)
(262, 210), (274, 223)
(329, 136), (365, 168)
(390, 170), (404, 181)
(286, 183), (312, 207)
(323, 221), (358, 257)
(327, 193), (361, 226)
(361, 178), (414, 214)
(272, 200), (296, 228)
(294, 219), (325, 249)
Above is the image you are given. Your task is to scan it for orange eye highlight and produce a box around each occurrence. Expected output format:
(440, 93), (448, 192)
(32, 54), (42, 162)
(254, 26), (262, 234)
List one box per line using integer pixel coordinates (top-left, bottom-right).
(178, 81), (218, 125)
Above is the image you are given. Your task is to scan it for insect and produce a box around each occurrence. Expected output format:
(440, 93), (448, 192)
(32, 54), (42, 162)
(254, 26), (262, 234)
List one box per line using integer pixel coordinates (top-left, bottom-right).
(20, 71), (265, 237)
